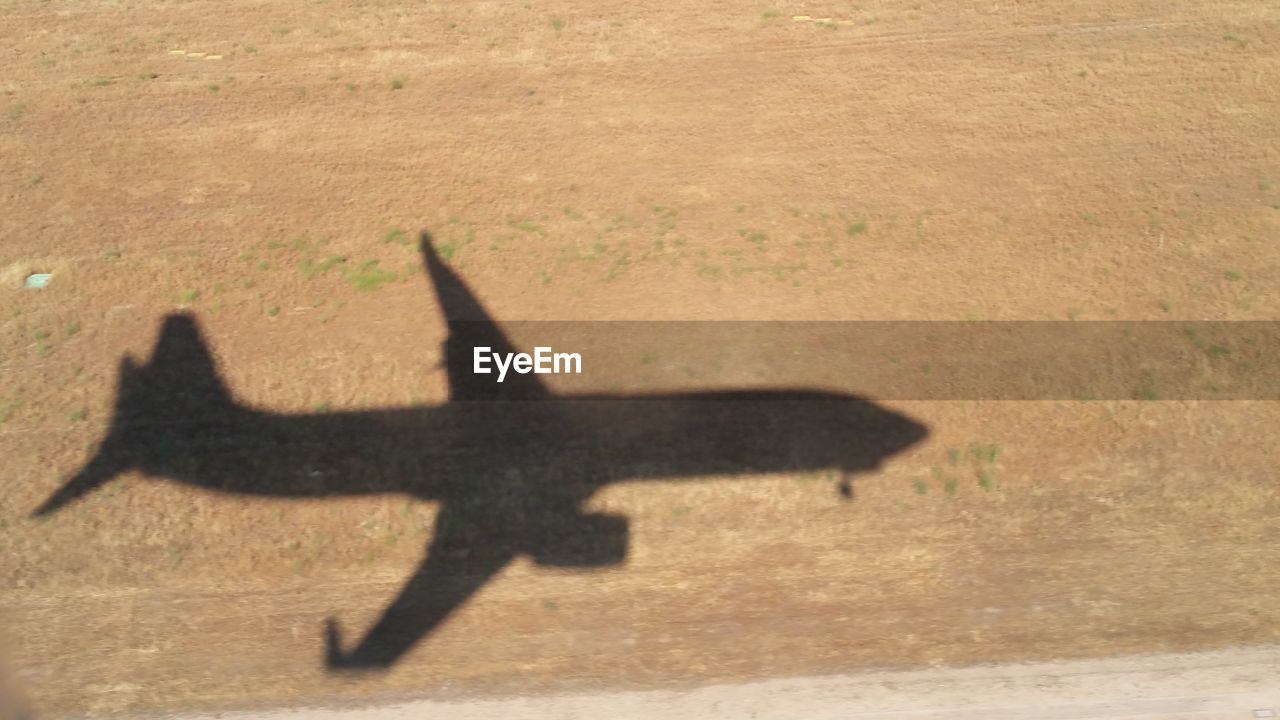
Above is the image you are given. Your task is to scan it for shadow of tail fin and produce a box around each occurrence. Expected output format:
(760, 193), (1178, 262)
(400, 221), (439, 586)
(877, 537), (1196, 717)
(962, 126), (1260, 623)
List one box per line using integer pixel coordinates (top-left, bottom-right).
(33, 314), (235, 517)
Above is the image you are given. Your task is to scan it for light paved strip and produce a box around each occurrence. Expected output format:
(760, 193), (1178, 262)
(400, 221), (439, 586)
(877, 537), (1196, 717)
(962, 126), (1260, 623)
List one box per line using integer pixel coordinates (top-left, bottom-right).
(166, 646), (1280, 720)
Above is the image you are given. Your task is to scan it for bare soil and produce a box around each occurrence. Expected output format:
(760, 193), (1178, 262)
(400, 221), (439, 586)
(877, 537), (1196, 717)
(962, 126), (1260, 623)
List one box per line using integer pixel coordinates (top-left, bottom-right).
(2, 0), (1279, 717)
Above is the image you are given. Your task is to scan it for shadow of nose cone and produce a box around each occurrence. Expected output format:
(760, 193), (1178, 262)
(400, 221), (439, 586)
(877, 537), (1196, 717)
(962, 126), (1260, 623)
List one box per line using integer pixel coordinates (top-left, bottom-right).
(856, 403), (930, 466)
(894, 410), (929, 453)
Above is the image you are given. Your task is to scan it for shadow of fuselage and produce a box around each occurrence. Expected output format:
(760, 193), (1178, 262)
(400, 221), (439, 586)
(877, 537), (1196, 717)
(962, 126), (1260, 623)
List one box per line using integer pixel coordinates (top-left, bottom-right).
(33, 233), (928, 669)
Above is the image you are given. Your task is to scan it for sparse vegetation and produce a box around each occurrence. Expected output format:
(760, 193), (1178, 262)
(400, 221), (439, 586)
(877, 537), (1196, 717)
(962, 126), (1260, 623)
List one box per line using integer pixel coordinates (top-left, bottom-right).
(434, 241), (457, 260)
(508, 218), (545, 235)
(383, 227), (410, 245)
(346, 259), (398, 291)
(299, 254), (346, 279)
(390, 77), (405, 90)
(0, 394), (22, 425)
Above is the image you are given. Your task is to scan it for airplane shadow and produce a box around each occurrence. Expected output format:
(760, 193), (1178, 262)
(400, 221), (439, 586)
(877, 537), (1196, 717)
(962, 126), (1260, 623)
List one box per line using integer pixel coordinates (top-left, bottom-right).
(33, 232), (929, 670)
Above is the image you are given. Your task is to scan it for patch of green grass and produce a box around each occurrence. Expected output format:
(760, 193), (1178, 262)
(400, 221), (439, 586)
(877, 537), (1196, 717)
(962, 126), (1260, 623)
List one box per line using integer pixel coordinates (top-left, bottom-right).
(550, 16), (564, 31)
(299, 254), (346, 279)
(539, 270), (551, 286)
(739, 229), (768, 246)
(383, 227), (410, 245)
(37, 343), (53, 358)
(346, 259), (398, 291)
(946, 448), (961, 466)
(390, 77), (405, 90)
(267, 305), (280, 317)
(944, 477), (958, 496)
(606, 253), (630, 280)
(761, 8), (780, 19)
(68, 408), (87, 422)
(1207, 344), (1232, 358)
(971, 443), (1000, 464)
(845, 220), (868, 236)
(178, 289), (200, 303)
(315, 401), (332, 412)
(1223, 33), (1248, 48)
(640, 352), (657, 365)
(697, 264), (723, 280)
(1224, 270), (1242, 281)
(33, 329), (50, 341)
(977, 470), (995, 492)
(508, 218), (545, 235)
(434, 241), (457, 260)
(0, 395), (23, 425)
(63, 321), (81, 337)
(207, 83), (220, 93)
(913, 478), (929, 495)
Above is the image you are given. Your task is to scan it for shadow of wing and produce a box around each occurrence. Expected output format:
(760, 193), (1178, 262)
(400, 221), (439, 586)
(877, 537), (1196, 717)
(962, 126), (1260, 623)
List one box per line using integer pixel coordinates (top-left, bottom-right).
(419, 232), (550, 401)
(326, 502), (515, 669)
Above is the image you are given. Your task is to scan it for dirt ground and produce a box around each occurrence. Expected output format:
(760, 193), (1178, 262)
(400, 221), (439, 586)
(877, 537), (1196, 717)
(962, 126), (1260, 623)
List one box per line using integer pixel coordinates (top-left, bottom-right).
(2, 0), (1279, 716)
